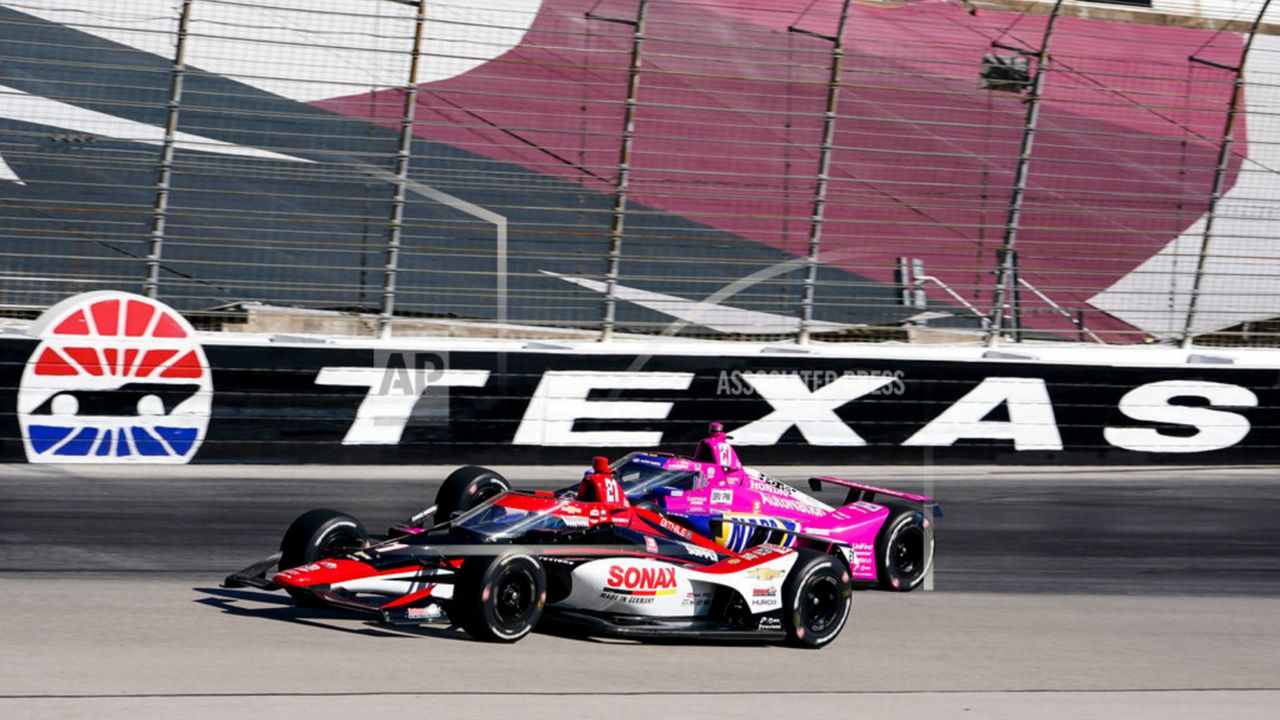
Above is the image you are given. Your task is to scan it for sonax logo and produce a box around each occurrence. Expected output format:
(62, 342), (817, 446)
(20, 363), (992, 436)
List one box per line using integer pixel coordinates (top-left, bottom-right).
(605, 565), (677, 596)
(17, 292), (212, 463)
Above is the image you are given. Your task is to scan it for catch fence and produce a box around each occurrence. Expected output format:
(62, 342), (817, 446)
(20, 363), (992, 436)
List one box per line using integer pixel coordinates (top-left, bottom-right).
(1, 0), (1278, 345)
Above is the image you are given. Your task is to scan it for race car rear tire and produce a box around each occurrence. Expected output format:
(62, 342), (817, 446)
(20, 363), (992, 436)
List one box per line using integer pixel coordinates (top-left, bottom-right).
(876, 507), (933, 592)
(278, 509), (367, 607)
(454, 553), (546, 643)
(781, 550), (852, 649)
(436, 466), (510, 519)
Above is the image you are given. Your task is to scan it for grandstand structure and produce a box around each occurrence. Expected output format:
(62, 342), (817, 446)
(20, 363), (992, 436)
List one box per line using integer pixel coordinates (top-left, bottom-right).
(2, 0), (1280, 345)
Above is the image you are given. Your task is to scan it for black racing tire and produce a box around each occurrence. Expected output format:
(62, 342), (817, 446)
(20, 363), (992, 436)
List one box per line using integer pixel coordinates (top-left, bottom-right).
(781, 549), (852, 649)
(876, 507), (933, 592)
(436, 466), (510, 519)
(454, 553), (547, 643)
(278, 509), (367, 607)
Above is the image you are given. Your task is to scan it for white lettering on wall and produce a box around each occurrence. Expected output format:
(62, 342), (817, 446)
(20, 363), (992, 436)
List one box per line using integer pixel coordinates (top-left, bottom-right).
(903, 377), (1063, 450)
(731, 374), (894, 446)
(512, 371), (694, 446)
(316, 367), (489, 445)
(1103, 380), (1256, 453)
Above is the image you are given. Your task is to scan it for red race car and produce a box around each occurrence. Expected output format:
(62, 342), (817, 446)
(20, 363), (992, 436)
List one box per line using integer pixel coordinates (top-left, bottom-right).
(225, 458), (853, 647)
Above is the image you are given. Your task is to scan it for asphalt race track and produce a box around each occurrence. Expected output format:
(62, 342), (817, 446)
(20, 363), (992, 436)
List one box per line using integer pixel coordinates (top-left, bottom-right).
(2, 464), (1278, 719)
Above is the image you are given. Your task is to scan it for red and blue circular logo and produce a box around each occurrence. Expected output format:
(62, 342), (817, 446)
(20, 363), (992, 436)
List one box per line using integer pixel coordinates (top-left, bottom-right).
(17, 292), (212, 464)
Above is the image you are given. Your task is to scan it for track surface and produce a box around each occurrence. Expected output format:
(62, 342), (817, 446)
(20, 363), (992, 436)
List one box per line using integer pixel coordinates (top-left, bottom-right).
(2, 464), (1279, 718)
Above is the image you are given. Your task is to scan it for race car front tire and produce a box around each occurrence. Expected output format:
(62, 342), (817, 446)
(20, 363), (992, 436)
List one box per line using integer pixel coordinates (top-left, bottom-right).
(278, 509), (368, 607)
(454, 553), (546, 643)
(876, 507), (933, 592)
(782, 549), (852, 649)
(436, 466), (511, 519)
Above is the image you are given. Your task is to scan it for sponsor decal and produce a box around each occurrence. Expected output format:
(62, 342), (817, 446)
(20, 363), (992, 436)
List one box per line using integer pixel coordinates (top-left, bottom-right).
(17, 292), (212, 463)
(711, 489), (733, 505)
(751, 586), (779, 606)
(758, 616), (782, 629)
(631, 455), (664, 467)
(562, 515), (590, 527)
(659, 516), (693, 540)
(406, 605), (443, 620)
(682, 591), (712, 607)
(738, 544), (788, 562)
(644, 536), (658, 554)
(606, 565), (677, 593)
(603, 565), (678, 603)
(748, 480), (779, 494)
(725, 515), (801, 549)
(841, 542), (874, 571)
(760, 492), (828, 517)
(681, 541), (718, 562)
(745, 471), (796, 495)
(746, 568), (784, 581)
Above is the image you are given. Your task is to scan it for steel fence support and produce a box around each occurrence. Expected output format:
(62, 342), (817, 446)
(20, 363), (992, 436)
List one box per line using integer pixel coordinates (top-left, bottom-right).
(1181, 0), (1273, 348)
(380, 0), (428, 339)
(793, 0), (852, 345)
(591, 0), (649, 342)
(986, 0), (1064, 346)
(144, 0), (194, 300)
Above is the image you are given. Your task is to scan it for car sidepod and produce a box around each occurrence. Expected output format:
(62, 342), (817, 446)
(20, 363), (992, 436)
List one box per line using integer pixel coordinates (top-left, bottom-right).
(558, 544), (799, 620)
(562, 558), (714, 616)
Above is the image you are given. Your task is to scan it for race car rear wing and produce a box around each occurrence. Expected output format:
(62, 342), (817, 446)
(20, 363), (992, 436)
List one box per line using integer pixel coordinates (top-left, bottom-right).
(808, 476), (942, 517)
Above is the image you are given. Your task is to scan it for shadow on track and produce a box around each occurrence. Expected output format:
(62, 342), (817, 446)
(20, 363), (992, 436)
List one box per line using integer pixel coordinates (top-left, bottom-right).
(194, 586), (779, 648)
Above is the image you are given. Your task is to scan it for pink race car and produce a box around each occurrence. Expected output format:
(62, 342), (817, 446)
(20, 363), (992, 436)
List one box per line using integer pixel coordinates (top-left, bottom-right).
(451, 424), (938, 591)
(614, 424), (939, 591)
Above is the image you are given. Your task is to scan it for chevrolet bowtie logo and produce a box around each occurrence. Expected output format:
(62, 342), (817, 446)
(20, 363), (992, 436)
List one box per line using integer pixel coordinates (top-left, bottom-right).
(745, 567), (784, 581)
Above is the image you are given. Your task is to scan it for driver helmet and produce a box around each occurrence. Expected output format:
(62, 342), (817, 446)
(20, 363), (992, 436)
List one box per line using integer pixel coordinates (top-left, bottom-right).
(577, 456), (627, 507)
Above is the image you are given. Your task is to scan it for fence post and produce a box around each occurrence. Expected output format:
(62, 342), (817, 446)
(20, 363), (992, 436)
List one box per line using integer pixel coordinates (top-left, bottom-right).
(986, 0), (1064, 346)
(380, 0), (428, 339)
(591, 0), (649, 342)
(1181, 0), (1274, 348)
(793, 0), (851, 345)
(144, 0), (194, 300)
